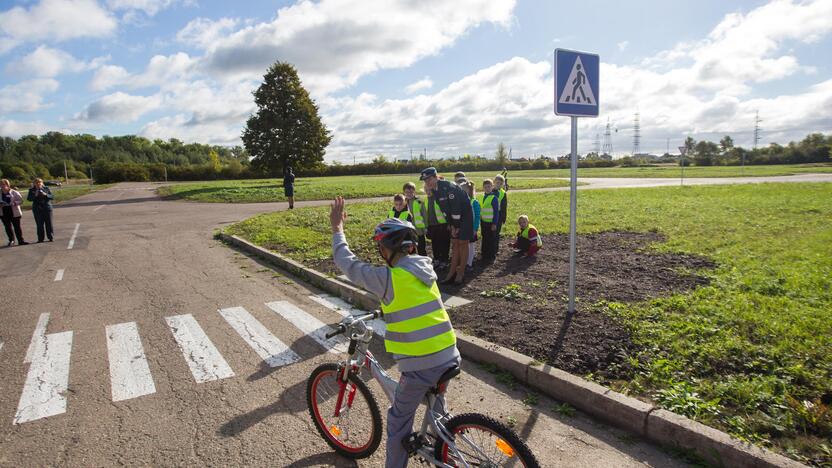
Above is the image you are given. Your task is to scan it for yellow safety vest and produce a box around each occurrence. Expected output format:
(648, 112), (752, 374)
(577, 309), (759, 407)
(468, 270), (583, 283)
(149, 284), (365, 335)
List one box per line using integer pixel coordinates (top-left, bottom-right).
(480, 193), (496, 222)
(429, 200), (446, 224)
(521, 224), (543, 247)
(411, 198), (426, 229)
(381, 268), (456, 356)
(497, 188), (506, 205)
(388, 209), (410, 221)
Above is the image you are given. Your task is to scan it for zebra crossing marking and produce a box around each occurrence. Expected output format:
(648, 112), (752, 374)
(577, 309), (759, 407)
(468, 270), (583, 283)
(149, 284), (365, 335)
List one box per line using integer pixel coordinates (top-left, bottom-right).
(24, 313), (50, 364)
(166, 314), (235, 383)
(106, 322), (157, 402)
(265, 301), (349, 354)
(14, 331), (73, 424)
(54, 269), (64, 281)
(218, 306), (301, 368)
(308, 295), (387, 337)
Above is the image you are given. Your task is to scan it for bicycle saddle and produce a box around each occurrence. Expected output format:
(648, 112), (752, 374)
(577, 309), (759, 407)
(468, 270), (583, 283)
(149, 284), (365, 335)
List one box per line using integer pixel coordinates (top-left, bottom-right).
(431, 365), (461, 394)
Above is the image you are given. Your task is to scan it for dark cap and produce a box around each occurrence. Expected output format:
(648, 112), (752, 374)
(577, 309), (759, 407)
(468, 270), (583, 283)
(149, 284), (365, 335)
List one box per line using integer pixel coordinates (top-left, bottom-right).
(419, 167), (438, 181)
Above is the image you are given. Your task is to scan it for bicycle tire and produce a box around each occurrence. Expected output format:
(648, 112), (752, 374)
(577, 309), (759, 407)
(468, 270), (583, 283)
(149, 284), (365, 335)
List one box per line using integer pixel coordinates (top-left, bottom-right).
(306, 363), (382, 459)
(434, 412), (541, 468)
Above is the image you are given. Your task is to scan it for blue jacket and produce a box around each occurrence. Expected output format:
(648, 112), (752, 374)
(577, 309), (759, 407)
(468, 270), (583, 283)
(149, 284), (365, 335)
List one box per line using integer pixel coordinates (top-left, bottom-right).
(27, 186), (53, 210)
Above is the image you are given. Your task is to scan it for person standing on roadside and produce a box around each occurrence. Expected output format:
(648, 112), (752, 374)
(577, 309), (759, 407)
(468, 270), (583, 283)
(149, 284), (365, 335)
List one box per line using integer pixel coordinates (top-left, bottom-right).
(420, 167), (473, 285)
(425, 185), (450, 271)
(1, 179), (28, 246)
(283, 166), (296, 209)
(479, 179), (501, 262)
(28, 178), (54, 243)
(403, 182), (428, 256)
(494, 173), (509, 253)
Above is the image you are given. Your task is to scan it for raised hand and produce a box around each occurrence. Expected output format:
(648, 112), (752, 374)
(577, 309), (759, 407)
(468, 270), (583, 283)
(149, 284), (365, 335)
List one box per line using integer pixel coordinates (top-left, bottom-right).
(330, 196), (347, 233)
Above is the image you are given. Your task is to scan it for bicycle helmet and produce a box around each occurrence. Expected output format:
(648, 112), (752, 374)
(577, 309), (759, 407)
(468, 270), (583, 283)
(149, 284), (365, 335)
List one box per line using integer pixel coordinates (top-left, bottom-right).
(372, 218), (417, 253)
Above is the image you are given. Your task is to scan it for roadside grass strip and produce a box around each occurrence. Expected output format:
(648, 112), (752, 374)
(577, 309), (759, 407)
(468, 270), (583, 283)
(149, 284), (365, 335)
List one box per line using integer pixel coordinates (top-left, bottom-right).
(14, 331), (73, 424)
(106, 322), (156, 402)
(165, 314), (235, 383)
(227, 182), (832, 464)
(265, 301), (349, 354)
(218, 306), (301, 367)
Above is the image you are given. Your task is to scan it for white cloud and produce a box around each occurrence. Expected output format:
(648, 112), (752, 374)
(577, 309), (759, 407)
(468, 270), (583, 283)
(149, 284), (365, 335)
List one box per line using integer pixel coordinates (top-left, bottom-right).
(89, 52), (196, 91)
(105, 0), (180, 17)
(198, 0), (516, 93)
(6, 46), (105, 77)
(405, 77), (433, 94)
(74, 92), (161, 122)
(0, 119), (59, 137)
(90, 64), (131, 91)
(176, 17), (240, 49)
(0, 79), (60, 113)
(0, 0), (116, 47)
(617, 40), (629, 51)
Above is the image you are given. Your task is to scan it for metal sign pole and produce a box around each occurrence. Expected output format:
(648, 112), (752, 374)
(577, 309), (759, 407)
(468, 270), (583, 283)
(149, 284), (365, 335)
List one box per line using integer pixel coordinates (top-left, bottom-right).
(568, 116), (578, 315)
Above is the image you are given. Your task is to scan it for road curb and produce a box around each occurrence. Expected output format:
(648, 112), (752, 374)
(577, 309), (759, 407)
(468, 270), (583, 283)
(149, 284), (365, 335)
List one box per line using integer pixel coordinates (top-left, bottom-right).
(218, 232), (805, 468)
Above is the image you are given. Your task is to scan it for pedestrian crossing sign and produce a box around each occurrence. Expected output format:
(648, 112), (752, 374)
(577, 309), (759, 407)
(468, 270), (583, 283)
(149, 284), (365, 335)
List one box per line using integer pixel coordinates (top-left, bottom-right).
(554, 49), (599, 117)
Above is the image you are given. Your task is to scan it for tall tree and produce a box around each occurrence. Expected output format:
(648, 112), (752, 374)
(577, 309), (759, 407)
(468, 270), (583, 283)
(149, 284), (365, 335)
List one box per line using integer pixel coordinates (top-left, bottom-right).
(242, 62), (331, 175)
(495, 142), (509, 166)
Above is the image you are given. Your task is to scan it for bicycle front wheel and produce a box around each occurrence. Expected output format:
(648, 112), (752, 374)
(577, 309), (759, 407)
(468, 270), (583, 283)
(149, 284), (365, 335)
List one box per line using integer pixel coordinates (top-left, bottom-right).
(434, 413), (541, 468)
(306, 363), (382, 459)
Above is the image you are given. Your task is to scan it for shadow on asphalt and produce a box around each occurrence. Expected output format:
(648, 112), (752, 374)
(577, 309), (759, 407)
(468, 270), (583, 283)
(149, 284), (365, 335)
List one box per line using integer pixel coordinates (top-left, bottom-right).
(285, 452), (358, 467)
(56, 197), (156, 208)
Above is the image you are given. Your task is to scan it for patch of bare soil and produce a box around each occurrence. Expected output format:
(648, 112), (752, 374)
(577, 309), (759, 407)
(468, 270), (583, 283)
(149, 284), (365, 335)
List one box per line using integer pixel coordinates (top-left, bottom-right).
(442, 231), (715, 380)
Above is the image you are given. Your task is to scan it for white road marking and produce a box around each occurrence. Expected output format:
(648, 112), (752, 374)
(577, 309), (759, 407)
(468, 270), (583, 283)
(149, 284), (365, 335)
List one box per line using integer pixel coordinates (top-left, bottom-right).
(67, 223), (80, 250)
(92, 205), (105, 212)
(165, 314), (235, 383)
(24, 313), (50, 363)
(266, 301), (349, 354)
(308, 295), (386, 337)
(218, 306), (300, 368)
(14, 331), (73, 424)
(0, 340), (4, 353)
(54, 269), (64, 281)
(106, 322), (156, 402)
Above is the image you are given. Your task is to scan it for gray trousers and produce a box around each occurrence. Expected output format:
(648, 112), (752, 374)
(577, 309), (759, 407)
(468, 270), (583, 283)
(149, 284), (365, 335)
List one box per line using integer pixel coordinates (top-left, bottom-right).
(386, 364), (454, 468)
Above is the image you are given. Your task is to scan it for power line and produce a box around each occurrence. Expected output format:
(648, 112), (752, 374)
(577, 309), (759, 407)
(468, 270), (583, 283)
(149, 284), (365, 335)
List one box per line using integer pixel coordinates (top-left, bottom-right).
(602, 118), (614, 156)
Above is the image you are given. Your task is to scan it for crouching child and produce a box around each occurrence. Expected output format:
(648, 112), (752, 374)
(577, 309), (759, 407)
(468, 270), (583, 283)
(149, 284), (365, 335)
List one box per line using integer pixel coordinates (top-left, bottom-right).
(509, 215), (542, 257)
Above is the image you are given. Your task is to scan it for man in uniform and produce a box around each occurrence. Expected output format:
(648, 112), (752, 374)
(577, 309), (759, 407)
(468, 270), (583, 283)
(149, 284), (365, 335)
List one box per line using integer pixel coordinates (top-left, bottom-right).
(420, 167), (474, 284)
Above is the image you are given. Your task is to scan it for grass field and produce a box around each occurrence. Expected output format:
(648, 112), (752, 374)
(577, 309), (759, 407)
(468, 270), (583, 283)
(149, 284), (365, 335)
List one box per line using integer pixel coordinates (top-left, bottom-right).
(227, 182), (832, 465)
(158, 172), (570, 203)
(159, 163), (832, 203)
(20, 184), (110, 210)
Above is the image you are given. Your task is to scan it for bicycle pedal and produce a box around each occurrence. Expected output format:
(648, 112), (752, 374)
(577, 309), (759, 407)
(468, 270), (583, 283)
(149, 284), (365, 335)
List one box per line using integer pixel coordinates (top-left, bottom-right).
(402, 432), (428, 455)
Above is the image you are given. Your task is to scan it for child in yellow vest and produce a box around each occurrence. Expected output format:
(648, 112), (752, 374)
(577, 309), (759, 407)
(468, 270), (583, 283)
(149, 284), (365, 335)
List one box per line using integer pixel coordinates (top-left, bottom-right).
(509, 215), (542, 257)
(388, 193), (413, 224)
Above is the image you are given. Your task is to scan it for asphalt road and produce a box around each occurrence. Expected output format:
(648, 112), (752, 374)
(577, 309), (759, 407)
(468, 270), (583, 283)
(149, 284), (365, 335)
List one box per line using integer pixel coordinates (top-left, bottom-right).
(0, 182), (701, 466)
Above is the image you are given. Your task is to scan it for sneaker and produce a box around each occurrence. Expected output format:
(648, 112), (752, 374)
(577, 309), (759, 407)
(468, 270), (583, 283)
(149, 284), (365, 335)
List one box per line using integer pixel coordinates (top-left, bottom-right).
(6, 241), (13, 247)
(19, 241), (29, 245)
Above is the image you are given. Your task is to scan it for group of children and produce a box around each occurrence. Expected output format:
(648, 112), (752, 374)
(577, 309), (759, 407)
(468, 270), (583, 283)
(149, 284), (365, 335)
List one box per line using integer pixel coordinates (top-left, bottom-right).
(387, 171), (542, 279)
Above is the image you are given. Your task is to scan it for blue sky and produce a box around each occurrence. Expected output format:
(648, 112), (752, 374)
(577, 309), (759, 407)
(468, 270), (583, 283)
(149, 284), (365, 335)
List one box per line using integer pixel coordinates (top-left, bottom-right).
(1, 0), (831, 162)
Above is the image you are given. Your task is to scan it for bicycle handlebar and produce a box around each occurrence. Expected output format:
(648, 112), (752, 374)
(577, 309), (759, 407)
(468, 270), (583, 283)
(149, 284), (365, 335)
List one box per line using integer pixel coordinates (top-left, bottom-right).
(325, 310), (381, 339)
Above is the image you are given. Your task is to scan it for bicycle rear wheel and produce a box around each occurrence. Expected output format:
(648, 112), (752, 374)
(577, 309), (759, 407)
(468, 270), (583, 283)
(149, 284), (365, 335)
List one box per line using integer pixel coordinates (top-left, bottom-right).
(306, 363), (382, 459)
(434, 413), (540, 467)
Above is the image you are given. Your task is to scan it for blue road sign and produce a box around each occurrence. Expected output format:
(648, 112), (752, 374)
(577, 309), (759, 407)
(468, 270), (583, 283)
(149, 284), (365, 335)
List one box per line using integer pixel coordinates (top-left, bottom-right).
(554, 49), (599, 117)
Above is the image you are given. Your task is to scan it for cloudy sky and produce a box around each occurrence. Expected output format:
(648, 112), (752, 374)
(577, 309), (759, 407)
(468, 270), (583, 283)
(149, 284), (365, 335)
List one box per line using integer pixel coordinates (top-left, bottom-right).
(1, 0), (831, 162)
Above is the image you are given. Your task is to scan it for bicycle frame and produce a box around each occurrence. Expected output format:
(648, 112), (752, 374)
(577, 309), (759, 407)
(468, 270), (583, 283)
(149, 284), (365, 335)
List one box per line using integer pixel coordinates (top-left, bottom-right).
(330, 313), (492, 468)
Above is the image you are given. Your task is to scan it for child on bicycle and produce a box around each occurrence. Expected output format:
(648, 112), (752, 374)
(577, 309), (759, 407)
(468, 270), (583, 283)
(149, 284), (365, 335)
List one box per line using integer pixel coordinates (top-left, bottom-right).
(330, 196), (460, 468)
